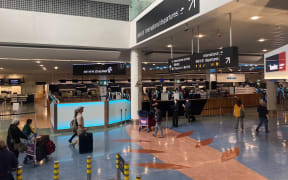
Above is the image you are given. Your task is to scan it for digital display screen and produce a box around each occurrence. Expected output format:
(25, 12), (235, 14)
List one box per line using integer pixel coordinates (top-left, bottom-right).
(0, 79), (4, 85)
(8, 79), (21, 85)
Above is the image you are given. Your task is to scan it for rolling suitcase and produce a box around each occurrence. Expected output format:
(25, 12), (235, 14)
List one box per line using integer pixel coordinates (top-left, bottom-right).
(79, 132), (93, 154)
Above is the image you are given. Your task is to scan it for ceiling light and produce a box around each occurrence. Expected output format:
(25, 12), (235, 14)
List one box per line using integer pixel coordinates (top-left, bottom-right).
(195, 34), (205, 38)
(42, 67), (47, 71)
(40, 64), (44, 67)
(54, 66), (59, 70)
(36, 60), (41, 64)
(167, 44), (173, 48)
(0, 67), (4, 70)
(258, 38), (266, 42)
(262, 49), (268, 52)
(153, 64), (156, 66)
(250, 16), (261, 20)
(143, 62), (148, 64)
(219, 46), (223, 49)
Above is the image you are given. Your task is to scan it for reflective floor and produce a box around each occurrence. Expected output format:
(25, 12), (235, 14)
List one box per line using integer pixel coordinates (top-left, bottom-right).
(1, 107), (288, 180)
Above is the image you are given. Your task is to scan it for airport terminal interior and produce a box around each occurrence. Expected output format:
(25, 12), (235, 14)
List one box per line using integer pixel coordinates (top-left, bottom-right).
(0, 0), (288, 179)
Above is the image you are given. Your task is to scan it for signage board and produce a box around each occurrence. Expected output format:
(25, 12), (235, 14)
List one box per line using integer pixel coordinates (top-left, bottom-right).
(136, 0), (200, 42)
(8, 79), (22, 85)
(168, 47), (239, 72)
(264, 44), (288, 79)
(217, 74), (245, 83)
(73, 63), (126, 75)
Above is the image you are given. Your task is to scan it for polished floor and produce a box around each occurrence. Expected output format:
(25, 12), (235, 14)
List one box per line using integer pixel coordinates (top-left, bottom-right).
(1, 104), (288, 180)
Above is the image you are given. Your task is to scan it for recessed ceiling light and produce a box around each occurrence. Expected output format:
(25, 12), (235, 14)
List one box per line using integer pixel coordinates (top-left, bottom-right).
(143, 62), (148, 64)
(0, 67), (4, 70)
(258, 38), (266, 42)
(195, 34), (205, 38)
(250, 16), (261, 20)
(54, 66), (59, 70)
(42, 67), (47, 71)
(153, 64), (156, 66)
(219, 46), (223, 49)
(36, 60), (41, 64)
(262, 49), (268, 52)
(40, 64), (44, 67)
(167, 44), (173, 48)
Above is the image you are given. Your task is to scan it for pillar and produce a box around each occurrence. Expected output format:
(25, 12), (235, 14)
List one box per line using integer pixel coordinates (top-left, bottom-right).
(130, 49), (142, 121)
(266, 80), (277, 111)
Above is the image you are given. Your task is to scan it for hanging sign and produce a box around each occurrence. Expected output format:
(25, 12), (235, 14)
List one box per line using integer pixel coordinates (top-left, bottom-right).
(136, 0), (200, 43)
(73, 63), (126, 75)
(168, 47), (239, 72)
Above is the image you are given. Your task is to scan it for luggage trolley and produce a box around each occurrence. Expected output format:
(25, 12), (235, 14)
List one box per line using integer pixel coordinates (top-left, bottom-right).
(138, 111), (156, 132)
(24, 136), (38, 167)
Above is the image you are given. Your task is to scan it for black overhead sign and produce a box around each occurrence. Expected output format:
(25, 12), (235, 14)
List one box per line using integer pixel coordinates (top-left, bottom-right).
(136, 0), (200, 43)
(73, 63), (126, 75)
(168, 47), (239, 72)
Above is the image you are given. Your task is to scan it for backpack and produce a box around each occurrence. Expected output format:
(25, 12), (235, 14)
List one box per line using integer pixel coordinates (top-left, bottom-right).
(70, 118), (78, 132)
(45, 140), (55, 155)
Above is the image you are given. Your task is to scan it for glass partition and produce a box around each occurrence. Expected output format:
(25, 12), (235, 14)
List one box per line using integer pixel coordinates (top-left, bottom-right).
(130, 0), (156, 20)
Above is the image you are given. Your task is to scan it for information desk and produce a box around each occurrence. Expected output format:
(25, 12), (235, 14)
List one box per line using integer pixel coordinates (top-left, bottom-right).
(50, 99), (131, 131)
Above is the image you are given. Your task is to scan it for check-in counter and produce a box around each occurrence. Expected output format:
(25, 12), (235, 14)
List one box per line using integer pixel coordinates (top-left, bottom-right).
(142, 94), (259, 117)
(50, 99), (131, 131)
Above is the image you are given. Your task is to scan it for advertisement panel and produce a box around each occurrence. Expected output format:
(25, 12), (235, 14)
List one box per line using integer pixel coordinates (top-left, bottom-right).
(73, 63), (126, 75)
(264, 44), (288, 79)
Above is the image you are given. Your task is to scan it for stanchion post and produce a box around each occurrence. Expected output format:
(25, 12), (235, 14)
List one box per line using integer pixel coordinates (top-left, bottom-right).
(16, 166), (23, 180)
(87, 156), (92, 180)
(124, 163), (129, 180)
(116, 153), (121, 180)
(54, 161), (60, 180)
(166, 110), (168, 129)
(136, 176), (142, 180)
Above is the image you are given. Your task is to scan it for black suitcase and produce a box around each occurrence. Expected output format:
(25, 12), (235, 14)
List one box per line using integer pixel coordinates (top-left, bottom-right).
(79, 132), (93, 154)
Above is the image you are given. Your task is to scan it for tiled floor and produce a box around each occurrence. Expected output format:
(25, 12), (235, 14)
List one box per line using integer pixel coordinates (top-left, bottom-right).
(1, 104), (288, 180)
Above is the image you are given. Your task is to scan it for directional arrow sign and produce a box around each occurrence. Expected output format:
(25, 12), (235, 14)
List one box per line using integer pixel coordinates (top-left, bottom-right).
(225, 57), (231, 64)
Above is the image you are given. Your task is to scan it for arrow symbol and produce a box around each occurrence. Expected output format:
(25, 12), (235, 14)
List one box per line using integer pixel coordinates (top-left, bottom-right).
(225, 57), (231, 64)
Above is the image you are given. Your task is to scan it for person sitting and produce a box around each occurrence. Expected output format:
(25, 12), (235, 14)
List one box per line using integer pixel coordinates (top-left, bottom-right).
(0, 139), (18, 180)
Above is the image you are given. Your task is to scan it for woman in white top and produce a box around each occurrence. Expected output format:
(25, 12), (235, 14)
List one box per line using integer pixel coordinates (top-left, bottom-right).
(72, 106), (86, 148)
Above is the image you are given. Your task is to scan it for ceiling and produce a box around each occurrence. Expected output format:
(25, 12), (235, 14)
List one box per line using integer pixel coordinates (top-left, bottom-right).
(0, 0), (287, 75)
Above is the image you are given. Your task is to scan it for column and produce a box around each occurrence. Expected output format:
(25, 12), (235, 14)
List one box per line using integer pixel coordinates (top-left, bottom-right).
(130, 49), (142, 121)
(266, 80), (277, 111)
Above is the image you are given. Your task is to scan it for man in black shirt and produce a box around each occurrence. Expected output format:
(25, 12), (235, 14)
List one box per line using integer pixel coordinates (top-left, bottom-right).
(153, 106), (164, 138)
(256, 100), (269, 133)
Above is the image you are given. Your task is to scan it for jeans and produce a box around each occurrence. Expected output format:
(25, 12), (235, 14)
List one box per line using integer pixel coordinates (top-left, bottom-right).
(256, 117), (268, 132)
(235, 117), (244, 129)
(69, 132), (77, 143)
(154, 122), (164, 137)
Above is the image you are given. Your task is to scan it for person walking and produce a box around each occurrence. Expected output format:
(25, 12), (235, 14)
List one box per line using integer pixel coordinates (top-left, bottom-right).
(256, 99), (269, 133)
(153, 106), (164, 138)
(234, 100), (245, 130)
(172, 100), (179, 128)
(68, 109), (79, 144)
(7, 119), (28, 158)
(0, 140), (18, 180)
(72, 107), (87, 148)
(22, 119), (35, 137)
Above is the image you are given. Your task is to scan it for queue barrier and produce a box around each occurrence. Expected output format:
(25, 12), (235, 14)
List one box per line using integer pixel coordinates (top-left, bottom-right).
(15, 155), (141, 180)
(16, 166), (23, 180)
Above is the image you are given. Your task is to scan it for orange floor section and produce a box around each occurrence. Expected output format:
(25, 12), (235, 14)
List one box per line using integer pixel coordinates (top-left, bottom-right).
(126, 125), (268, 180)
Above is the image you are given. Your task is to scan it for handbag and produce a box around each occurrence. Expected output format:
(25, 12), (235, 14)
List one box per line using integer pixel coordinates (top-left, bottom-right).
(14, 142), (27, 153)
(9, 129), (26, 153)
